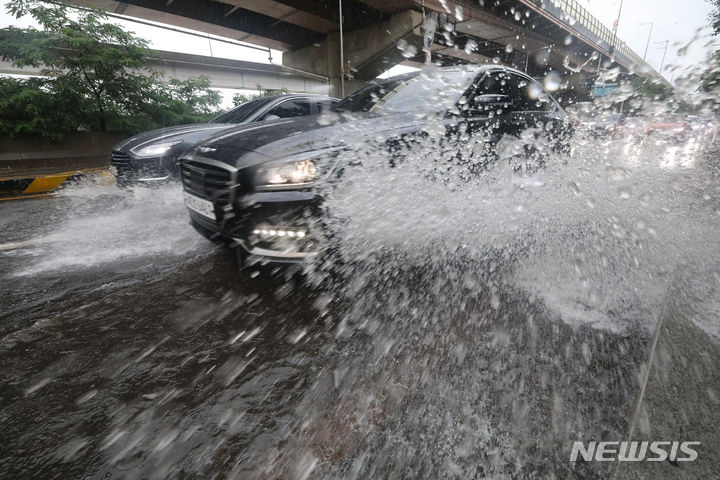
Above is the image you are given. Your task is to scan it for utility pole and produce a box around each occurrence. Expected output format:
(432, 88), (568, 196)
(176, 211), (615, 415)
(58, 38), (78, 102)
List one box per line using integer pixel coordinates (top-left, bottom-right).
(640, 22), (653, 61)
(655, 40), (669, 74)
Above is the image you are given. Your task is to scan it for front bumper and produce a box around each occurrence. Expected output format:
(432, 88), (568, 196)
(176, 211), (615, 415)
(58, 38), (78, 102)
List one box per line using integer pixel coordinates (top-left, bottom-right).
(235, 239), (318, 264)
(187, 189), (323, 264)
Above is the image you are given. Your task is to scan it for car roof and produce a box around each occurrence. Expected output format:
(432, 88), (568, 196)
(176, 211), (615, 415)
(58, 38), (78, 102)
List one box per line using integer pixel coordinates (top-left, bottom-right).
(258, 93), (340, 101)
(378, 64), (531, 85)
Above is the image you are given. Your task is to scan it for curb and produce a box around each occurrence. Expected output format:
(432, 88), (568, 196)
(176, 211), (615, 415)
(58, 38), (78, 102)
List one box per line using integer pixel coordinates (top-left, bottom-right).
(0, 168), (113, 200)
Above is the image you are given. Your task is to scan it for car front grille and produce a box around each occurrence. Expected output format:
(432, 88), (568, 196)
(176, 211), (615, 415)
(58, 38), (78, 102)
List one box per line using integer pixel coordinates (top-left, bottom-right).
(110, 151), (131, 169)
(111, 151), (164, 178)
(180, 159), (237, 207)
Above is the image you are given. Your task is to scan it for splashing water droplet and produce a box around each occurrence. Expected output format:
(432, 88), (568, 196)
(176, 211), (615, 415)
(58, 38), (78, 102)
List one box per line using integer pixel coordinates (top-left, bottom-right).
(568, 181), (580, 196)
(535, 48), (551, 64)
(527, 82), (542, 100)
(492, 57), (500, 64)
(464, 39), (477, 55)
(402, 45), (417, 58)
(543, 71), (561, 92)
(490, 292), (501, 310)
(514, 11), (522, 21)
(397, 39), (417, 59)
(505, 44), (514, 53)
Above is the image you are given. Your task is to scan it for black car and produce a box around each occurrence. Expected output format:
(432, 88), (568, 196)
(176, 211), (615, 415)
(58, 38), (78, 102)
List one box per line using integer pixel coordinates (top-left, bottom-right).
(179, 66), (571, 265)
(109, 94), (338, 185)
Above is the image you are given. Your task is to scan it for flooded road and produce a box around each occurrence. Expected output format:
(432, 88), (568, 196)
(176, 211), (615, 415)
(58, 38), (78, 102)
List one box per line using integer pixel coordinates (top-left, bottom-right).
(2, 133), (720, 479)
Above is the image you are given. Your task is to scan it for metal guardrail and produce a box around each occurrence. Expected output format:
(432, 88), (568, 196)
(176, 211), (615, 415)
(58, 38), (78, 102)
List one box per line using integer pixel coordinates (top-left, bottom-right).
(556, 0), (645, 67)
(527, 0), (652, 73)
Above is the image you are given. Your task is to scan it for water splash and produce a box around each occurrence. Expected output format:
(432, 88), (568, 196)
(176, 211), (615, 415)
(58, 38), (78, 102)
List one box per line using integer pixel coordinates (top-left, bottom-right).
(5, 183), (211, 277)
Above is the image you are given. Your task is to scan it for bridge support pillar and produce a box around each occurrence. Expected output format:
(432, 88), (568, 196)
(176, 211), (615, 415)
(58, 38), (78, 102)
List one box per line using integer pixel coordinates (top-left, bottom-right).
(564, 72), (593, 103)
(282, 10), (424, 98)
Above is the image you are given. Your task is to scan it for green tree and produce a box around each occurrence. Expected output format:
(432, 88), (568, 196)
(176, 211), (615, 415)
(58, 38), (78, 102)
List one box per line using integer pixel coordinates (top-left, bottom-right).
(232, 84), (289, 107)
(700, 50), (720, 93)
(1, 0), (158, 131)
(709, 0), (720, 36)
(630, 76), (673, 101)
(137, 76), (223, 132)
(0, 0), (223, 137)
(698, 0), (719, 102)
(0, 76), (79, 139)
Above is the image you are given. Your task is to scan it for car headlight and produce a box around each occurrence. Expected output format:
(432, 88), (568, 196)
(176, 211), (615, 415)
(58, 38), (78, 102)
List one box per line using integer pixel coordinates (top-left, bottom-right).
(252, 159), (319, 188)
(130, 140), (182, 158)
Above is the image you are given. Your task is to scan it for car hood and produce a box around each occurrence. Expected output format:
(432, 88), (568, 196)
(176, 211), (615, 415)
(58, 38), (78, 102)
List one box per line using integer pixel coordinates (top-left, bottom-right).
(113, 123), (237, 152)
(190, 112), (439, 168)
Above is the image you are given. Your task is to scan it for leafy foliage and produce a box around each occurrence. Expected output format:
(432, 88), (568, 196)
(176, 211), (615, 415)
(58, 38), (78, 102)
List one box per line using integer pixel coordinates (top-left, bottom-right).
(121, 76), (223, 133)
(710, 0), (720, 36)
(232, 84), (289, 107)
(0, 76), (79, 139)
(700, 50), (720, 94)
(0, 0), (223, 138)
(630, 76), (673, 101)
(706, 0), (720, 105)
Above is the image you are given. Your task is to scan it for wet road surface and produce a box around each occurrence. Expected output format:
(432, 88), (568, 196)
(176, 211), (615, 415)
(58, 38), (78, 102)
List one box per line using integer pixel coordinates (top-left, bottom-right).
(1, 136), (720, 479)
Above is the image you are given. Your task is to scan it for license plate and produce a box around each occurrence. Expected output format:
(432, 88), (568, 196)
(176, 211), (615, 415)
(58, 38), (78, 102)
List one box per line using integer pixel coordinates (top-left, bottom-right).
(184, 192), (216, 220)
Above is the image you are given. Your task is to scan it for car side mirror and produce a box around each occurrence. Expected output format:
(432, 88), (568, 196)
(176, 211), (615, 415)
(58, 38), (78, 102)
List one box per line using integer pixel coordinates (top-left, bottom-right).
(467, 94), (513, 116)
(264, 114), (280, 121)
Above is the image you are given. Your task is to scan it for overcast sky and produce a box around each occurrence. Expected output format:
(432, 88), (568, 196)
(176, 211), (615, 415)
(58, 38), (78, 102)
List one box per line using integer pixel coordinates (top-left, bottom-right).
(1, 0), (717, 89)
(576, 0), (716, 80)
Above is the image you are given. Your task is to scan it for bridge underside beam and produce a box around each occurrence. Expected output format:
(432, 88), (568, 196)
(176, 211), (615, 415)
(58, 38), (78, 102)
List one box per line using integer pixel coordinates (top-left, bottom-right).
(66, 0), (660, 98)
(0, 50), (330, 94)
(283, 10), (426, 97)
(68, 0), (324, 50)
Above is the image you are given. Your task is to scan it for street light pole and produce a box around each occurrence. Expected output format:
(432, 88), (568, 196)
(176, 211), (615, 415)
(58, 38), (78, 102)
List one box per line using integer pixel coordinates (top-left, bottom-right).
(640, 22), (653, 61)
(610, 0), (624, 55)
(655, 40), (669, 74)
(338, 0), (345, 98)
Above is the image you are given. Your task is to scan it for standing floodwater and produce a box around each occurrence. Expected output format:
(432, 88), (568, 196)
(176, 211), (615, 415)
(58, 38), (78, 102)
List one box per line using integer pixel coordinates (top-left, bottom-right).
(1, 122), (720, 479)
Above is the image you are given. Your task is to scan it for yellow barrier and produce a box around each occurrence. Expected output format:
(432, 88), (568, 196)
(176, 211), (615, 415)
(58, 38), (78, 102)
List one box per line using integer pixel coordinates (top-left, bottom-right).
(0, 168), (112, 200)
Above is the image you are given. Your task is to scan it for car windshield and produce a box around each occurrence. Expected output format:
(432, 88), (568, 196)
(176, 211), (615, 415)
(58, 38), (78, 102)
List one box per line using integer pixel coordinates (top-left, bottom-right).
(210, 96), (276, 123)
(334, 68), (478, 114)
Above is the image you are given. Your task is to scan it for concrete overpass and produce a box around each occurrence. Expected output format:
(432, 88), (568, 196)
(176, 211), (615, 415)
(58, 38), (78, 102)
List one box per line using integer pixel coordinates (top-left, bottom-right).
(68, 0), (665, 98)
(0, 49), (330, 94)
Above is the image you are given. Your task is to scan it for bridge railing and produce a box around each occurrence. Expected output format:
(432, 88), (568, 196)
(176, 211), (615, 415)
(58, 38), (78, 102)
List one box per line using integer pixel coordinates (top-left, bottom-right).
(530, 0), (649, 72)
